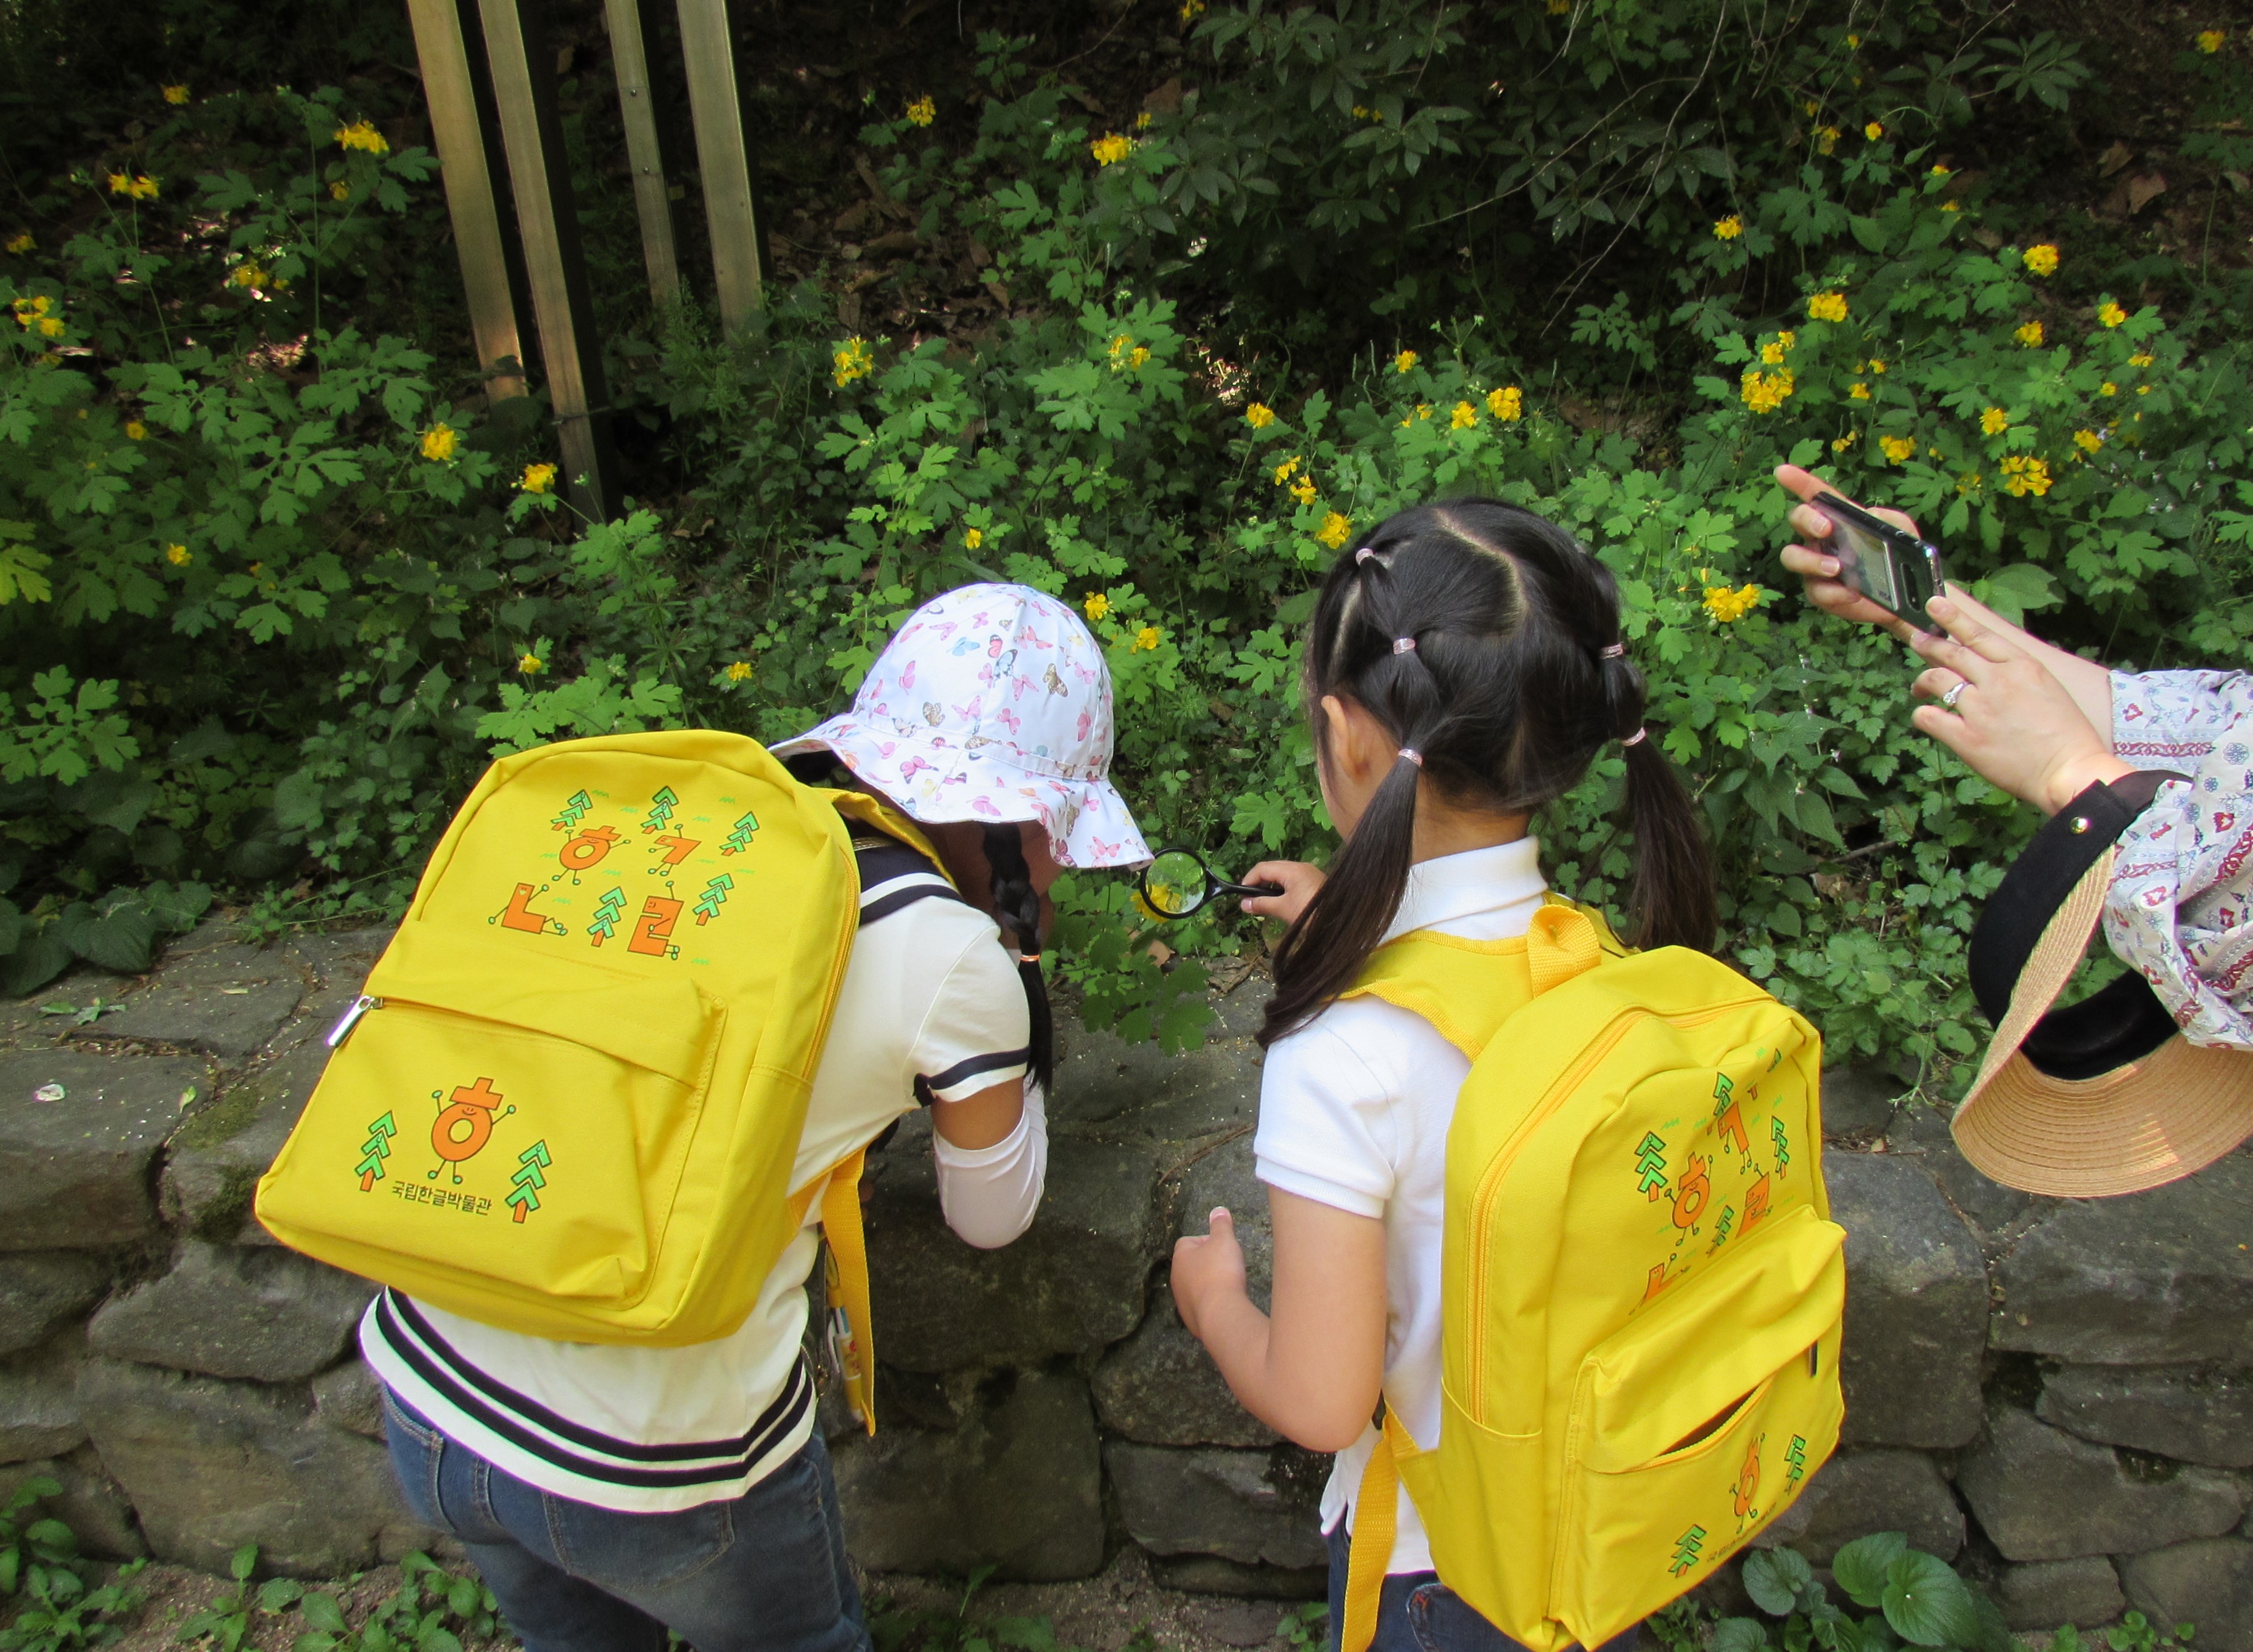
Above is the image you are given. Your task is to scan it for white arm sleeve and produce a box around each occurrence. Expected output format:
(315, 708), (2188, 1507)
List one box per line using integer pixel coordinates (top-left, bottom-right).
(932, 1081), (1048, 1249)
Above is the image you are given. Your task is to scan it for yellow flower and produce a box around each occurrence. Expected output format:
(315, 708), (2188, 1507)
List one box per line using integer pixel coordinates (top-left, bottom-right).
(1546, 0), (1569, 11)
(2074, 429), (2103, 453)
(2128, 352), (2155, 368)
(1955, 472), (1982, 495)
(1091, 133), (1132, 166)
(1931, 162), (1952, 177)
(2098, 300), (2127, 327)
(725, 660), (753, 682)
(1487, 385), (1523, 421)
(2138, 384), (2152, 395)
(164, 543), (191, 566)
(964, 527), (983, 551)
(1085, 592), (1111, 622)
(1129, 346), (1150, 370)
(518, 653), (544, 675)
(1833, 431), (1858, 453)
(1818, 127), (1841, 154)
(1395, 349), (1419, 373)
(230, 265), (267, 289)
(1868, 358), (1887, 374)
(2016, 321), (2045, 347)
(832, 336), (874, 385)
(1714, 215), (1744, 240)
(1451, 401), (1477, 429)
(2198, 28), (2226, 52)
(37, 317), (62, 337)
(10, 294), (49, 325)
(1316, 511), (1352, 550)
(1416, 403), (1432, 420)
(106, 173), (129, 195)
(1808, 292), (1849, 323)
(1701, 584), (1762, 623)
(1879, 435), (1918, 462)
(2023, 243), (2060, 276)
(520, 462), (557, 494)
(1850, 382), (1871, 400)
(1273, 456), (1300, 485)
(1940, 201), (1961, 213)
(2101, 381), (2119, 397)
(162, 84), (189, 105)
(2000, 454), (2053, 497)
(330, 181), (351, 202)
(1133, 625), (1161, 652)
(1778, 330), (1796, 350)
(1246, 402), (1276, 429)
(1738, 368), (1796, 413)
(4, 232), (30, 254)
(1980, 406), (2009, 435)
(1864, 121), (1884, 141)
(1762, 341), (1787, 365)
(421, 422), (458, 462)
(905, 96), (936, 127)
(1290, 475), (1317, 504)
(1180, 0), (1205, 19)
(335, 120), (390, 155)
(1136, 112), (1154, 131)
(109, 173), (158, 200)
(1847, 32), (1862, 47)
(125, 421), (147, 440)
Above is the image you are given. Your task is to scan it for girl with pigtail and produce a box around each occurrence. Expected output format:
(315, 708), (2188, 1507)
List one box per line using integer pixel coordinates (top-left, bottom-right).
(1170, 501), (1717, 1652)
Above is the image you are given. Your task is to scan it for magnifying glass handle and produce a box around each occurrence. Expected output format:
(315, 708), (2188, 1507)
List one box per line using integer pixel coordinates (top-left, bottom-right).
(1215, 879), (1287, 900)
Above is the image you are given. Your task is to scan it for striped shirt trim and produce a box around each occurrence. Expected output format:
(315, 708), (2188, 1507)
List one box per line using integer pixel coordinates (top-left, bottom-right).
(368, 1291), (812, 1490)
(923, 1045), (1032, 1101)
(860, 874), (964, 926)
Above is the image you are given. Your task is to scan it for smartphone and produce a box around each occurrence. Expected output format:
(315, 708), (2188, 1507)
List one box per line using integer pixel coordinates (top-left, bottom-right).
(1816, 492), (1945, 623)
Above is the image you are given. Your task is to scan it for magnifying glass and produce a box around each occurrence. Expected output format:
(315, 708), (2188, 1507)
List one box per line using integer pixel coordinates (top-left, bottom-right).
(1136, 847), (1285, 921)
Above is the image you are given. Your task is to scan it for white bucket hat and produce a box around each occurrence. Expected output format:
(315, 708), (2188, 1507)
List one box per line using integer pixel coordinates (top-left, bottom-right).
(772, 583), (1153, 870)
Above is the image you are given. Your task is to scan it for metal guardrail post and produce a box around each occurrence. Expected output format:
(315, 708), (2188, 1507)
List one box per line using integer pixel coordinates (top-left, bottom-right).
(403, 0), (527, 400)
(475, 0), (618, 520)
(675, 0), (766, 333)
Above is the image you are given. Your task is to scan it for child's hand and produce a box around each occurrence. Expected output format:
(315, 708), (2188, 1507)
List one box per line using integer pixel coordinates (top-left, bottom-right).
(1171, 1206), (1247, 1341)
(1241, 861), (1323, 926)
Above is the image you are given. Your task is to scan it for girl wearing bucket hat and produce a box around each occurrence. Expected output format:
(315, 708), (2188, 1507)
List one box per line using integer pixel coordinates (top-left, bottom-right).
(366, 584), (1148, 1652)
(1776, 463), (2253, 1196)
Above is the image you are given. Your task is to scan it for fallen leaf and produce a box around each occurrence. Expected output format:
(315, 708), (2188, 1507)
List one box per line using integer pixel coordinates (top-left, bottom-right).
(1146, 939), (1177, 967)
(32, 1082), (64, 1103)
(178, 1086), (198, 1109)
(2127, 173), (2169, 213)
(2098, 141), (2135, 178)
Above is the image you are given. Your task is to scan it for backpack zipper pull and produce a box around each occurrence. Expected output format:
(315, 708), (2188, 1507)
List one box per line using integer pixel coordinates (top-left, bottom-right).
(327, 995), (382, 1048)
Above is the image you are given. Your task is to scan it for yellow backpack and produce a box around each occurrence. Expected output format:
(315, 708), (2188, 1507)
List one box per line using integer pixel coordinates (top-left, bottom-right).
(1340, 902), (1845, 1652)
(254, 730), (927, 1428)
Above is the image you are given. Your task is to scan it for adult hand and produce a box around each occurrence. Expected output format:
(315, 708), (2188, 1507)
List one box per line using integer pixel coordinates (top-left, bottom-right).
(1242, 860), (1324, 924)
(1170, 1207), (1247, 1341)
(1774, 464), (1927, 643)
(1910, 594), (2133, 815)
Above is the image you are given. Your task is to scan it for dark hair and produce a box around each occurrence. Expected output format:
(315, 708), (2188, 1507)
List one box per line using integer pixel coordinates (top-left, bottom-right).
(981, 823), (1056, 1095)
(1258, 499), (1716, 1047)
(784, 749), (1055, 1093)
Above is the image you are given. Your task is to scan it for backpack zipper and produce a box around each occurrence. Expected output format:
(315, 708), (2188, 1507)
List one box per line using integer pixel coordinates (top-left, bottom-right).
(1461, 997), (1757, 1420)
(327, 994), (382, 1048)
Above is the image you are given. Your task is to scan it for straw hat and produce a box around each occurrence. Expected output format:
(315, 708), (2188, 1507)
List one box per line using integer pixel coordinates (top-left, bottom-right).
(772, 583), (1152, 870)
(1951, 768), (2253, 1197)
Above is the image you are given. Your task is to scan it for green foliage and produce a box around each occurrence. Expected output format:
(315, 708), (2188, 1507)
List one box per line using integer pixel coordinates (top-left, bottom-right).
(3, 5), (2252, 1080)
(868, 1568), (1091, 1652)
(1722, 1534), (2015, 1652)
(0, 1478), (142, 1652)
(173, 1545), (498, 1652)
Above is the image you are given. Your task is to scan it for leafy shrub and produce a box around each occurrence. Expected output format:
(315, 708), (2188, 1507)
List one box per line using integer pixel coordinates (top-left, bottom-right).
(2, 7), (2251, 1093)
(0, 1476), (141, 1652)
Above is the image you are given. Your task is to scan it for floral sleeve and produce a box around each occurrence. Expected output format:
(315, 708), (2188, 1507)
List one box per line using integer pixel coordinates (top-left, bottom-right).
(2103, 670), (2253, 1050)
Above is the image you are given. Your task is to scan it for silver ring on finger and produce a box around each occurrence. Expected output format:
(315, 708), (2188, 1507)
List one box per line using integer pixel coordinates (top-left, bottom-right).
(1942, 681), (1968, 709)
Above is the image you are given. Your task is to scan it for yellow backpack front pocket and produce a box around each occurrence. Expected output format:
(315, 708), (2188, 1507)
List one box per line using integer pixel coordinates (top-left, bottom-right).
(1552, 1206), (1845, 1643)
(256, 928), (724, 1310)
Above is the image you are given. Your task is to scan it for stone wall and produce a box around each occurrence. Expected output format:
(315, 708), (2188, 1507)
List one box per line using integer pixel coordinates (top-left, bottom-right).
(4, 924), (2252, 1648)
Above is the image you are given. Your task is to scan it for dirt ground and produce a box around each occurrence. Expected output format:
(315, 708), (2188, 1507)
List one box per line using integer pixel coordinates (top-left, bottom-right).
(90, 1547), (1312, 1652)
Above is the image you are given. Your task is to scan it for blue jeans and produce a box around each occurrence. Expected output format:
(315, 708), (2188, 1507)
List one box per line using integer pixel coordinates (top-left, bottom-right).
(384, 1391), (870, 1652)
(1325, 1521), (1642, 1652)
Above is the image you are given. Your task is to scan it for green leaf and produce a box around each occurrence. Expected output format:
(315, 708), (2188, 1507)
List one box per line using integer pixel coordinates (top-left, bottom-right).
(229, 1540), (258, 1583)
(1715, 1618), (1773, 1652)
(299, 1591), (349, 1634)
(1968, 563), (2062, 625)
(1834, 1533), (1908, 1609)
(1746, 1548), (1812, 1614)
(1882, 1551), (1982, 1647)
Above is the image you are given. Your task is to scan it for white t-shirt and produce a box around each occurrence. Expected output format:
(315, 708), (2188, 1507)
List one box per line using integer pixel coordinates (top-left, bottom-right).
(361, 844), (1034, 1512)
(1254, 840), (1546, 1575)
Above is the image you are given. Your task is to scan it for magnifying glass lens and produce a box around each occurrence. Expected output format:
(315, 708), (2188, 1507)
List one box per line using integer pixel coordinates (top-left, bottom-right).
(1143, 849), (1211, 918)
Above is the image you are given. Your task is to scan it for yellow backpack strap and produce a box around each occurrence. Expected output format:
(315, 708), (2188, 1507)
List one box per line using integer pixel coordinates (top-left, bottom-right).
(1341, 1412), (1413, 1652)
(1527, 900), (1606, 996)
(786, 1148), (879, 1436)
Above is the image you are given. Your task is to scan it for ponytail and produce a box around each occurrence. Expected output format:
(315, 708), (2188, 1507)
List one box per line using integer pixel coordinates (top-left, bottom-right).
(1258, 499), (1717, 1046)
(981, 823), (1056, 1094)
